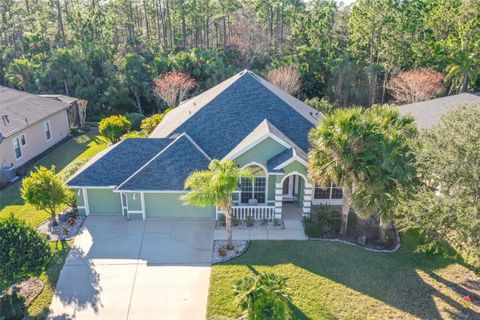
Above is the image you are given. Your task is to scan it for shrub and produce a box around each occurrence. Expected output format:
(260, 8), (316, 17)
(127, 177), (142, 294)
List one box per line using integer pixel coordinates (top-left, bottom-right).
(245, 216), (254, 227)
(98, 115), (131, 143)
(125, 112), (145, 131)
(304, 97), (336, 115)
(121, 130), (147, 140)
(218, 247), (227, 257)
(140, 111), (171, 134)
(0, 288), (26, 320)
(304, 205), (341, 238)
(0, 216), (51, 290)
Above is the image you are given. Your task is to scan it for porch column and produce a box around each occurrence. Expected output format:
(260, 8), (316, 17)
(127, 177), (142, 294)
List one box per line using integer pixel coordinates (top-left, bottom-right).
(82, 188), (90, 216)
(303, 182), (312, 217)
(274, 182), (283, 219)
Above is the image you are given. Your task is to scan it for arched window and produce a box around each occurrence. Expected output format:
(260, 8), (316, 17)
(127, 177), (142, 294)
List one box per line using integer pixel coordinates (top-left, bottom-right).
(239, 165), (266, 204)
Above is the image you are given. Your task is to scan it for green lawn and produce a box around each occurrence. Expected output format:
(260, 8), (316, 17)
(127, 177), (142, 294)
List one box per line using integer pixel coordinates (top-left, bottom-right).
(207, 233), (480, 319)
(0, 129), (108, 319)
(0, 130), (108, 226)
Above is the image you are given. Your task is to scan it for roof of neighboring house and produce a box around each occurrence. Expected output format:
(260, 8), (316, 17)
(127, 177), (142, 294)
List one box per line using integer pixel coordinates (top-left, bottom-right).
(117, 134), (211, 191)
(0, 86), (70, 138)
(398, 93), (480, 129)
(151, 70), (322, 158)
(67, 138), (172, 187)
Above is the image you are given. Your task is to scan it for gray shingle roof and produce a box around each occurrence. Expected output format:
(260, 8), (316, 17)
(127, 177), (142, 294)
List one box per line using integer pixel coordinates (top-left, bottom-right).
(151, 70), (321, 158)
(266, 148), (293, 173)
(398, 93), (480, 129)
(117, 134), (211, 191)
(0, 86), (70, 138)
(67, 138), (172, 187)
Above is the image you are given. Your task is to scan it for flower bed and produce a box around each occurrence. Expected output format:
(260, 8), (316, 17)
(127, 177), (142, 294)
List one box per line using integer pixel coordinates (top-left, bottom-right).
(215, 217), (284, 230)
(212, 240), (250, 264)
(37, 209), (85, 241)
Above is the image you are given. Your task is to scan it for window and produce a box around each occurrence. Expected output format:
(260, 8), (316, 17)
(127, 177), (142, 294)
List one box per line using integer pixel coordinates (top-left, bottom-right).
(13, 137), (22, 159)
(20, 134), (27, 146)
(44, 121), (51, 140)
(314, 182), (343, 200)
(239, 165), (267, 204)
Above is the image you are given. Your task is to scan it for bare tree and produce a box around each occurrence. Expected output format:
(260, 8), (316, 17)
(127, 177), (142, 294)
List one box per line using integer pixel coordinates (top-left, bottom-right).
(266, 66), (302, 96)
(153, 71), (197, 108)
(229, 10), (269, 68)
(387, 69), (445, 104)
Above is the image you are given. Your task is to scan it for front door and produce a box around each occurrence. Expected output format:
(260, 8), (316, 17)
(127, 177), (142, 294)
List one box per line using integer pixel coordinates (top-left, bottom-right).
(282, 175), (298, 201)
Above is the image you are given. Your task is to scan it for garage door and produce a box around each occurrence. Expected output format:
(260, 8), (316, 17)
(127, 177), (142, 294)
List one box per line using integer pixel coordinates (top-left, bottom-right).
(144, 193), (215, 219)
(87, 188), (122, 215)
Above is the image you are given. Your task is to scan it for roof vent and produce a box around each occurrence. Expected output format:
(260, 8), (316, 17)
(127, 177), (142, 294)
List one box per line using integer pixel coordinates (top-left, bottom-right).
(4, 115), (9, 123)
(25, 117), (28, 124)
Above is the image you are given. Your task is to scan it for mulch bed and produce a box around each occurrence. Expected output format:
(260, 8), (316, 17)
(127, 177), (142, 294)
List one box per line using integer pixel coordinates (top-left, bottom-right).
(8, 277), (44, 306)
(37, 209), (85, 241)
(215, 219), (284, 230)
(212, 240), (250, 264)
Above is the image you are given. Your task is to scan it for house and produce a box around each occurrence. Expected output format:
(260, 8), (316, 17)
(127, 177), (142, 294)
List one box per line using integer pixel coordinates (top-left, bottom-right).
(398, 93), (480, 129)
(0, 86), (71, 182)
(67, 70), (343, 221)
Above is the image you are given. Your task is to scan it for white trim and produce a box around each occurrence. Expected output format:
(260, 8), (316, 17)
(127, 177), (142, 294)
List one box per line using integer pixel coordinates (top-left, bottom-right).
(140, 192), (146, 220)
(69, 186), (116, 189)
(274, 208), (282, 213)
(279, 171), (308, 185)
(239, 162), (268, 205)
(12, 136), (23, 160)
(82, 188), (90, 216)
(224, 132), (292, 161)
(113, 189), (187, 193)
(273, 149), (308, 170)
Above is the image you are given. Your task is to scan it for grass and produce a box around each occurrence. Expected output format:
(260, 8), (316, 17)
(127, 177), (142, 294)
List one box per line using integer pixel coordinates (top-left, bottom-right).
(207, 232), (480, 319)
(0, 129), (108, 226)
(0, 129), (108, 319)
(27, 240), (72, 319)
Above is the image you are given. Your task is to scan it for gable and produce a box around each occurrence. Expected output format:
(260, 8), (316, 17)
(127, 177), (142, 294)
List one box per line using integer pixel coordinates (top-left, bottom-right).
(233, 137), (288, 168)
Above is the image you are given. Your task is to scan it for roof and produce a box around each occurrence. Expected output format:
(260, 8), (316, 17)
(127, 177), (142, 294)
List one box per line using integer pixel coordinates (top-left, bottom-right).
(117, 134), (211, 191)
(266, 148), (293, 173)
(398, 93), (480, 129)
(223, 119), (307, 161)
(67, 139), (172, 187)
(0, 86), (70, 138)
(40, 94), (80, 105)
(151, 70), (322, 158)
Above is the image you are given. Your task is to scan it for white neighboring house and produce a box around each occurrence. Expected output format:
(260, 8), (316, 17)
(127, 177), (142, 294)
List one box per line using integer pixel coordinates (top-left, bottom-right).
(0, 86), (71, 185)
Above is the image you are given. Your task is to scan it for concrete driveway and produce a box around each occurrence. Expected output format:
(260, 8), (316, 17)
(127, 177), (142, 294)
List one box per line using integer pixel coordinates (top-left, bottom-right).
(48, 216), (215, 320)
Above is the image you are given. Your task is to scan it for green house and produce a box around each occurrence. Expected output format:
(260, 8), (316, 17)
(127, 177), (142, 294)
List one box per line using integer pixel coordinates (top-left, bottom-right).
(67, 70), (343, 221)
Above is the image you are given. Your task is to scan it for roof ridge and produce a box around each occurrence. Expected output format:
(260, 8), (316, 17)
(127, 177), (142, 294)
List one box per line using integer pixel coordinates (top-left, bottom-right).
(115, 133), (210, 190)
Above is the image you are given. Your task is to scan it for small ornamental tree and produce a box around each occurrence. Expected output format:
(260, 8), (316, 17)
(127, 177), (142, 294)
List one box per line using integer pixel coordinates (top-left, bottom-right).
(20, 166), (67, 226)
(266, 66), (302, 96)
(0, 215), (51, 290)
(99, 115), (131, 143)
(153, 71), (197, 108)
(387, 69), (444, 103)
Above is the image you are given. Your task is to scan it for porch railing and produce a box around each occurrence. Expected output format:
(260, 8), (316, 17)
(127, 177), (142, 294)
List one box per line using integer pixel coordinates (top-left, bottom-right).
(217, 205), (275, 220)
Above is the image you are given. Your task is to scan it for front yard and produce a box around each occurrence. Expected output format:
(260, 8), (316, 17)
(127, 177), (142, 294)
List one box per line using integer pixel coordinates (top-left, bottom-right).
(207, 232), (479, 319)
(0, 129), (108, 318)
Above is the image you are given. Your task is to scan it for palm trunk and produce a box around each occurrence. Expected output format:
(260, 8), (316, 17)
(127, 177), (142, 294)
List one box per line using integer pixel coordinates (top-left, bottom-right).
(379, 216), (391, 242)
(224, 202), (233, 250)
(340, 187), (351, 235)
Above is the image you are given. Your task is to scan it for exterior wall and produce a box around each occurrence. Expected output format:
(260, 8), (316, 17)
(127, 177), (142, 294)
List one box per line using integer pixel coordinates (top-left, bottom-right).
(0, 110), (69, 168)
(126, 192), (142, 211)
(234, 137), (287, 168)
(87, 188), (122, 215)
(144, 192), (215, 219)
(267, 175), (277, 202)
(282, 160), (308, 178)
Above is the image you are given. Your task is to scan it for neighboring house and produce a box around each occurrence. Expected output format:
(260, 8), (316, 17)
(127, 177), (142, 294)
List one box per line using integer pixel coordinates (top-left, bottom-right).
(68, 70), (343, 221)
(398, 93), (480, 129)
(0, 86), (71, 172)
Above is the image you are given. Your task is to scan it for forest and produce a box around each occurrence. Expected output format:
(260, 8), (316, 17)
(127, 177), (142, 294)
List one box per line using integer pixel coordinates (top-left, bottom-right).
(0, 0), (479, 119)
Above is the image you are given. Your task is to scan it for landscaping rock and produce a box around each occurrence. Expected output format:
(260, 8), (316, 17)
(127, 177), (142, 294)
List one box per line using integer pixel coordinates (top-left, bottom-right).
(357, 235), (367, 246)
(37, 210), (85, 241)
(212, 240), (250, 263)
(10, 277), (44, 306)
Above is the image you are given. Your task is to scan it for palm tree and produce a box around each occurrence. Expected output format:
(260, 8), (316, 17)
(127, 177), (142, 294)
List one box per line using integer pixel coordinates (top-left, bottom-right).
(233, 273), (291, 320)
(353, 105), (417, 242)
(308, 107), (378, 235)
(182, 159), (251, 249)
(445, 50), (479, 93)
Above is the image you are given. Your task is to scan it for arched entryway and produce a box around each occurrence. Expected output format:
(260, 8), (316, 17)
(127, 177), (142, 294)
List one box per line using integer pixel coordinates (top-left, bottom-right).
(275, 172), (312, 220)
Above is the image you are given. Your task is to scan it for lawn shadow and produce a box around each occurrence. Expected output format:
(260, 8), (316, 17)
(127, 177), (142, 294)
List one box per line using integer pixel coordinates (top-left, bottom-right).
(224, 232), (478, 319)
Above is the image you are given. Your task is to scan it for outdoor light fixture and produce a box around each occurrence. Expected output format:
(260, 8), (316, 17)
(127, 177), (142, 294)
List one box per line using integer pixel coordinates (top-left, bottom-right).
(77, 189), (81, 196)
(133, 193), (136, 200)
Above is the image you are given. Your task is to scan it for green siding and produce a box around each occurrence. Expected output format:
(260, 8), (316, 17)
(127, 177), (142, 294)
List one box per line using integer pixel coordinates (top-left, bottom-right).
(126, 192), (142, 211)
(144, 193), (215, 219)
(298, 178), (305, 205)
(283, 160), (308, 178)
(87, 188), (122, 215)
(75, 188), (85, 206)
(268, 175), (277, 201)
(234, 137), (287, 168)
